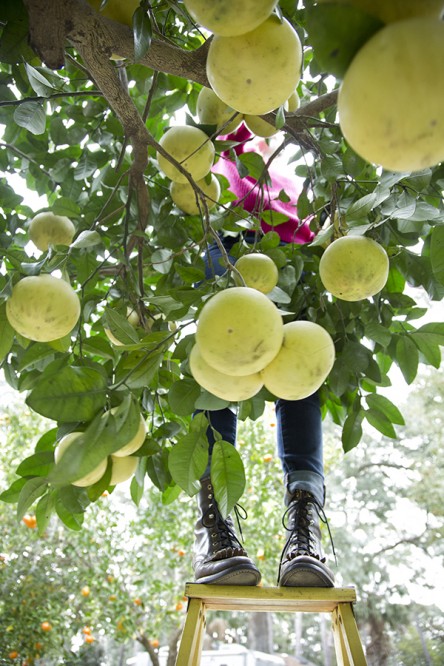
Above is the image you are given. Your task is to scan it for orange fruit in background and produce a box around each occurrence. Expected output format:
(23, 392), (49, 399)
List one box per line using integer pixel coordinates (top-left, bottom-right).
(263, 454), (273, 463)
(84, 634), (95, 644)
(133, 597), (142, 606)
(81, 585), (91, 597)
(175, 602), (184, 611)
(40, 621), (52, 632)
(22, 515), (37, 528)
(8, 652), (19, 660)
(149, 638), (160, 648)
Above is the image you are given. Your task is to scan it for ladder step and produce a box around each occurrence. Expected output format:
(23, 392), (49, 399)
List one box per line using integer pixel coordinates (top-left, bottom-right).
(184, 584), (357, 613)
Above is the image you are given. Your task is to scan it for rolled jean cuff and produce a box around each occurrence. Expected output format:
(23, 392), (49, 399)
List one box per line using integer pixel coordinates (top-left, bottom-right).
(285, 470), (325, 507)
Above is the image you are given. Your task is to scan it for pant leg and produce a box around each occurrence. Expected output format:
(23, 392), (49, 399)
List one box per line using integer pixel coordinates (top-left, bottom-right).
(275, 392), (325, 505)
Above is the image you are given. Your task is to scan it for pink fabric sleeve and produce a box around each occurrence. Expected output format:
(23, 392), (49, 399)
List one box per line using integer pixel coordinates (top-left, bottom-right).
(212, 124), (314, 245)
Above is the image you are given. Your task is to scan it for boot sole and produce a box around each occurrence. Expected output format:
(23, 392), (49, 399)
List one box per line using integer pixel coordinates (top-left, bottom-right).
(195, 566), (262, 586)
(279, 557), (335, 588)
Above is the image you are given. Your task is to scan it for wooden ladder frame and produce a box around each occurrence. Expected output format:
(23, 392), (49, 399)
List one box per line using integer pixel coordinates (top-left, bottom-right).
(176, 584), (367, 666)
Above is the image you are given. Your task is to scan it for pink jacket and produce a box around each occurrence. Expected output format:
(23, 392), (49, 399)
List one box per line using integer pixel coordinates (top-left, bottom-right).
(212, 123), (314, 244)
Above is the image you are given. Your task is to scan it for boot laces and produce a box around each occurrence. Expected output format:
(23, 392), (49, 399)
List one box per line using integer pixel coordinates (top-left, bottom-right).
(280, 491), (337, 569)
(202, 500), (247, 559)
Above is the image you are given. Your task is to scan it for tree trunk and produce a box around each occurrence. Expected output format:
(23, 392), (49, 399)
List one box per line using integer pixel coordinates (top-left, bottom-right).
(248, 612), (274, 653)
(166, 626), (184, 666)
(365, 614), (391, 666)
(415, 616), (433, 666)
(320, 614), (333, 666)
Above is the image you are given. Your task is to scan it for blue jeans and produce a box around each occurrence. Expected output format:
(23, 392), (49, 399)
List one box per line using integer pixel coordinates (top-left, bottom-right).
(201, 237), (325, 505)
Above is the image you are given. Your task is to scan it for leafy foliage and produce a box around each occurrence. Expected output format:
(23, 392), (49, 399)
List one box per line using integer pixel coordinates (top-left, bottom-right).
(0, 0), (443, 534)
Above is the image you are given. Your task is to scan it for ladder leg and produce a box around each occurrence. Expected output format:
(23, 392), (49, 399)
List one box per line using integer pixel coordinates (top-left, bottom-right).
(332, 607), (351, 666)
(176, 598), (206, 666)
(333, 603), (368, 666)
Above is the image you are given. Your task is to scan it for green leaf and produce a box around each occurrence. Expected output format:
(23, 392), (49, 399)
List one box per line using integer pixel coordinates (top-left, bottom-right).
(70, 230), (102, 249)
(168, 378), (201, 416)
(14, 101), (46, 134)
(342, 409), (363, 453)
(104, 308), (140, 345)
(49, 396), (140, 486)
(365, 394), (405, 426)
(0, 477), (28, 504)
(305, 4), (383, 79)
(51, 197), (81, 217)
(151, 248), (173, 274)
(238, 152), (270, 184)
(26, 365), (108, 422)
(0, 301), (14, 361)
(168, 430), (209, 496)
(275, 105), (286, 130)
(395, 335), (419, 385)
(346, 193), (377, 221)
(35, 491), (55, 535)
(364, 408), (397, 439)
(133, 7), (152, 62)
(24, 62), (56, 97)
(146, 449), (171, 491)
(16, 451), (54, 478)
(430, 226), (444, 286)
(56, 485), (90, 514)
(55, 494), (85, 531)
(211, 441), (246, 519)
(17, 477), (48, 520)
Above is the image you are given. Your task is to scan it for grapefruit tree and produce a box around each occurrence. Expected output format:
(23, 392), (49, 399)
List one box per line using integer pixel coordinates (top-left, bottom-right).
(0, 0), (443, 541)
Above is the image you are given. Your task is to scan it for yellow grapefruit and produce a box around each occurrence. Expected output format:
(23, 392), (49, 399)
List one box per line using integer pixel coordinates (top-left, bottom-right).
(261, 321), (335, 400)
(110, 455), (138, 485)
(319, 236), (389, 301)
(6, 274), (81, 342)
(28, 212), (76, 251)
(54, 432), (108, 487)
(157, 126), (215, 183)
(196, 87), (243, 134)
(195, 287), (283, 376)
(170, 175), (220, 215)
(189, 344), (263, 401)
(207, 16), (302, 115)
(338, 17), (444, 172)
(184, 0), (278, 36)
(235, 254), (279, 293)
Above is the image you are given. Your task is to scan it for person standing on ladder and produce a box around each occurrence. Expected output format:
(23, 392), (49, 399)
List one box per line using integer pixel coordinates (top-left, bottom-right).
(193, 124), (336, 588)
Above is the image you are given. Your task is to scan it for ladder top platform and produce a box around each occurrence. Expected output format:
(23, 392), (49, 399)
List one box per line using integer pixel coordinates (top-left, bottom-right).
(183, 584), (357, 613)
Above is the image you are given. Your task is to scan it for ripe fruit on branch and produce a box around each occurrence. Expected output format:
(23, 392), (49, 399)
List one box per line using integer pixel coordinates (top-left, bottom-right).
(319, 236), (389, 301)
(109, 455), (138, 485)
(54, 432), (108, 487)
(338, 17), (444, 172)
(110, 409), (146, 457)
(28, 212), (76, 251)
(184, 0), (278, 36)
(157, 126), (215, 183)
(189, 344), (263, 401)
(317, 0), (444, 23)
(196, 87), (243, 134)
(6, 274), (81, 342)
(170, 175), (220, 216)
(195, 286), (284, 376)
(207, 16), (302, 115)
(261, 321), (335, 400)
(235, 254), (279, 293)
(40, 621), (52, 632)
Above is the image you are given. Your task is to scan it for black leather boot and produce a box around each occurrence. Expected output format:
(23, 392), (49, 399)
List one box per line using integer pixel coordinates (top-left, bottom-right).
(193, 477), (261, 585)
(278, 489), (335, 587)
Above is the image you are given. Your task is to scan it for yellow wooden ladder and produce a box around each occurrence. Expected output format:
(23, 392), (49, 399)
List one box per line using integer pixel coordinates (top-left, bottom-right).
(175, 584), (368, 666)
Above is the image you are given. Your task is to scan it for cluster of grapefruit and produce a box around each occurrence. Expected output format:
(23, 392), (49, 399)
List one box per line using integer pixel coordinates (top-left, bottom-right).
(53, 406), (147, 489)
(331, 0), (444, 172)
(6, 212), (80, 343)
(186, 0), (302, 138)
(190, 253), (336, 402)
